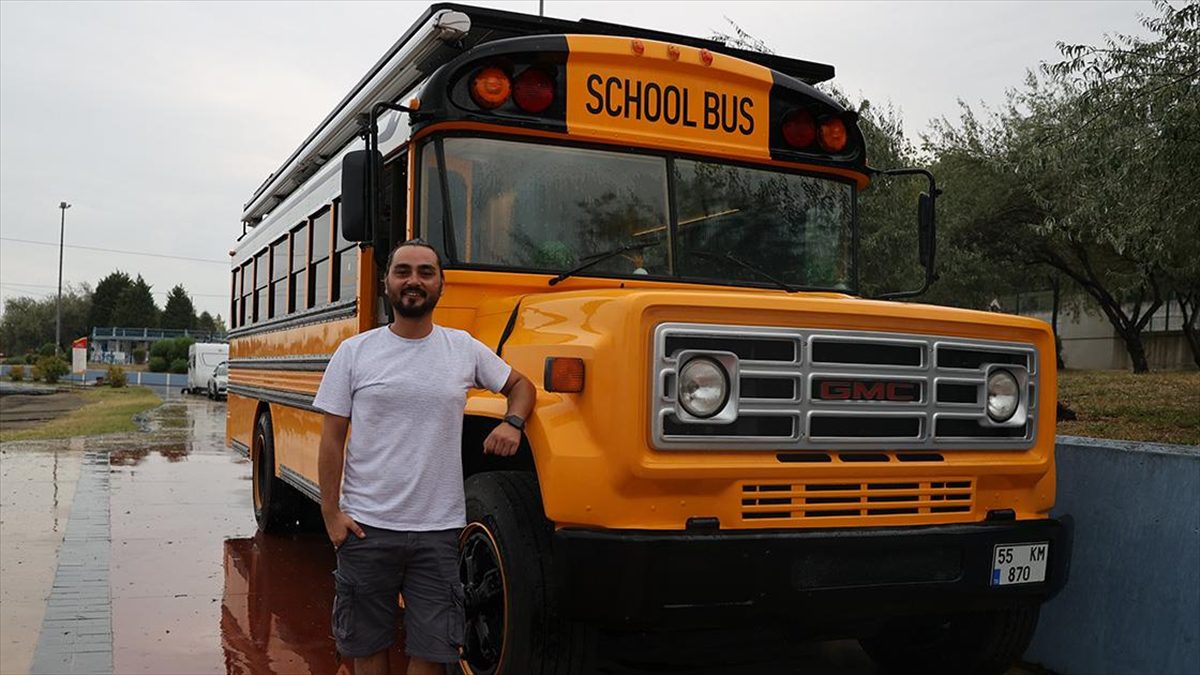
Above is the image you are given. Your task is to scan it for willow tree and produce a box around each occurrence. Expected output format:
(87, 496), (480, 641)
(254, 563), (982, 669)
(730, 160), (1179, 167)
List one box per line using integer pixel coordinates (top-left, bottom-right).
(928, 1), (1199, 371)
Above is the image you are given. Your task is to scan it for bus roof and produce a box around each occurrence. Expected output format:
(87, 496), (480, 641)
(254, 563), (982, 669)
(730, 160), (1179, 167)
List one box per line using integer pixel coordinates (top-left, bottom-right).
(242, 3), (835, 227)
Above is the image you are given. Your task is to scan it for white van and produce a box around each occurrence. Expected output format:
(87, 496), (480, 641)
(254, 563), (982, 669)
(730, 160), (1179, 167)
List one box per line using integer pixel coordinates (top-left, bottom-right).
(187, 343), (229, 395)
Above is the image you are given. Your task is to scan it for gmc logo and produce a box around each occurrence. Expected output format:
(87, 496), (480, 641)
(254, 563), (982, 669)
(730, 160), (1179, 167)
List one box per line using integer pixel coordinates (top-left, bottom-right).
(815, 380), (919, 402)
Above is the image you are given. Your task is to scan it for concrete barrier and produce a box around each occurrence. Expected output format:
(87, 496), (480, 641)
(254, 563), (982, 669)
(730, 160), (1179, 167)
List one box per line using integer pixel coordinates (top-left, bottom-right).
(1026, 436), (1200, 675)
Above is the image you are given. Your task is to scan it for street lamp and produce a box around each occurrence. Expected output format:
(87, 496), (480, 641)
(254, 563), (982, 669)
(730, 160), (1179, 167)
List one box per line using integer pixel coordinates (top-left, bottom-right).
(55, 201), (71, 354)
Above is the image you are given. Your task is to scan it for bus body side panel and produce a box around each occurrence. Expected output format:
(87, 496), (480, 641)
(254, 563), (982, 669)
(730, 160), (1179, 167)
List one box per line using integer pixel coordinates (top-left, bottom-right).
(226, 392), (258, 456)
(269, 402), (325, 492)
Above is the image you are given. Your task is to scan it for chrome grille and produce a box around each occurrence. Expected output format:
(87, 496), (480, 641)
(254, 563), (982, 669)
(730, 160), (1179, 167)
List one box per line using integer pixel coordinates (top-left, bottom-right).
(652, 323), (1038, 451)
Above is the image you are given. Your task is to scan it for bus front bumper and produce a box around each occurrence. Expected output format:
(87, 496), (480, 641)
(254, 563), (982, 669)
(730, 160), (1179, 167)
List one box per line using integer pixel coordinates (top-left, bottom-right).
(553, 517), (1072, 629)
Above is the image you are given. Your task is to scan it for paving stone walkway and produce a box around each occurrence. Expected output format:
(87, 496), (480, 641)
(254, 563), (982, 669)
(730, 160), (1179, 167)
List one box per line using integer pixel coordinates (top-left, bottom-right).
(29, 450), (112, 674)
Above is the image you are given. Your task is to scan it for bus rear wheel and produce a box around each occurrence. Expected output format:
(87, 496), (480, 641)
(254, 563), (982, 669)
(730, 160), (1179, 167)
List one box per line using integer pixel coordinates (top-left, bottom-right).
(858, 604), (1040, 675)
(251, 412), (306, 533)
(458, 472), (594, 675)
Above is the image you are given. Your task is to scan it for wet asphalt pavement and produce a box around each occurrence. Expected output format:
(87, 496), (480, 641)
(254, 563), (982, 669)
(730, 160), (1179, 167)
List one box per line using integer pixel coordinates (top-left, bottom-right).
(1, 397), (1037, 674)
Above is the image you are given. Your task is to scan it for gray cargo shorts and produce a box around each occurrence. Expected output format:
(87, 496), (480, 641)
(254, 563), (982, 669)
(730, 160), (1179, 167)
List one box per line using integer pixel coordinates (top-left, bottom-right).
(332, 524), (465, 663)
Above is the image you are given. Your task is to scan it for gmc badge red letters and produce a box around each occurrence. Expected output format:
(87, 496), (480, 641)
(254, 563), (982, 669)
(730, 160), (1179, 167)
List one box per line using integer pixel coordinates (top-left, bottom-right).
(818, 381), (918, 402)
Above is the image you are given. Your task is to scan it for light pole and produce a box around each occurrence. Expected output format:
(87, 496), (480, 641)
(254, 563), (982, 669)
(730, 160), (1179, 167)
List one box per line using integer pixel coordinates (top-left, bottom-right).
(55, 201), (71, 354)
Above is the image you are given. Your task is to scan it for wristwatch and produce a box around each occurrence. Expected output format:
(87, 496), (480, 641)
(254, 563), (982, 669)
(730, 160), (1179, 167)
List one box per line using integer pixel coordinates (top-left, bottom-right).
(503, 414), (526, 431)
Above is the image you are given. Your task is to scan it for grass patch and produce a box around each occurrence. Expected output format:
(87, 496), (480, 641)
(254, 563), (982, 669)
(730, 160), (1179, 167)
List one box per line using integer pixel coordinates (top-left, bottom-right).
(1057, 370), (1199, 446)
(0, 386), (162, 442)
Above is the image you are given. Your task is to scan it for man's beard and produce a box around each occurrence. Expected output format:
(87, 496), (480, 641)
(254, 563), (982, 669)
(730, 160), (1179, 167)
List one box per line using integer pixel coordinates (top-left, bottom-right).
(390, 287), (439, 318)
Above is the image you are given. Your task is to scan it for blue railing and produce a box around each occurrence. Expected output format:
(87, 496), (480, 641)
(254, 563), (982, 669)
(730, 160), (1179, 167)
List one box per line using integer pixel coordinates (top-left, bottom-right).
(90, 327), (226, 342)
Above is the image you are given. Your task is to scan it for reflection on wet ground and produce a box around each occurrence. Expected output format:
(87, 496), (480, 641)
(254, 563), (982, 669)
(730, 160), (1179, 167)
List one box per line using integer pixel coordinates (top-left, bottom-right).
(3, 397), (1031, 674)
(220, 533), (410, 675)
(0, 436), (85, 674)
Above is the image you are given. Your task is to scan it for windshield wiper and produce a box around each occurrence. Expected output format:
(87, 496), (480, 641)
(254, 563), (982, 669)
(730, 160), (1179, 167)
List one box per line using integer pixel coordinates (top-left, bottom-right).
(685, 249), (799, 293)
(548, 241), (658, 286)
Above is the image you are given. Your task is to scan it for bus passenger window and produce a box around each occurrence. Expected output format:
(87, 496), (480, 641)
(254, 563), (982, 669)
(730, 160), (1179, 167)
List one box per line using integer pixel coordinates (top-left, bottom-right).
(239, 262), (251, 326)
(289, 223), (307, 313)
(309, 208), (332, 308)
(332, 204), (357, 302)
(253, 250), (268, 322)
(229, 269), (239, 328)
(270, 238), (287, 318)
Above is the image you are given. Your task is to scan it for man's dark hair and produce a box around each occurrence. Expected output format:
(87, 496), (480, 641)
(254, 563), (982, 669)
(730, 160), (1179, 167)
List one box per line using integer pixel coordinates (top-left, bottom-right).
(384, 238), (444, 278)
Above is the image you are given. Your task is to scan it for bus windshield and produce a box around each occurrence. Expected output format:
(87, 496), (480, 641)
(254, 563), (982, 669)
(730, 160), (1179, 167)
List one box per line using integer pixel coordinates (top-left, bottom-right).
(419, 136), (854, 291)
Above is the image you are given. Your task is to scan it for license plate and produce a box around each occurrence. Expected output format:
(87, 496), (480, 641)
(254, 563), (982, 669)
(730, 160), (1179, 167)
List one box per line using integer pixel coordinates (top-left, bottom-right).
(991, 542), (1049, 586)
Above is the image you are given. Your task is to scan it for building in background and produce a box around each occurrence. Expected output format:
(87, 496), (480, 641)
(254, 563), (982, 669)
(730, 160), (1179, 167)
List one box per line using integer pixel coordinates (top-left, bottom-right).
(89, 326), (226, 365)
(1003, 292), (1192, 371)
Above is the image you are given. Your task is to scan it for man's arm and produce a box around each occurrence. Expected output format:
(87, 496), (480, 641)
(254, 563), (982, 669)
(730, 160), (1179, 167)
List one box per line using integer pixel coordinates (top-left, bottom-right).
(318, 413), (365, 546)
(482, 369), (536, 456)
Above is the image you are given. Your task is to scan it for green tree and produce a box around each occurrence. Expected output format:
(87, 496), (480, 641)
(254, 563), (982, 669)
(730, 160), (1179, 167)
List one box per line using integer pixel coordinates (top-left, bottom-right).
(0, 297), (51, 356)
(1045, 0), (1200, 366)
(0, 284), (92, 355)
(928, 1), (1198, 371)
(162, 285), (197, 330)
(89, 271), (133, 330)
(111, 275), (159, 328)
(196, 311), (216, 334)
(196, 311), (228, 336)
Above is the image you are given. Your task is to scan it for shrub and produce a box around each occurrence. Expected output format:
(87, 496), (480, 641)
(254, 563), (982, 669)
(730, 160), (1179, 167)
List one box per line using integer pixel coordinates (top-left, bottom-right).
(148, 356), (168, 373)
(132, 348), (147, 364)
(106, 366), (127, 388)
(149, 340), (173, 361)
(24, 353), (36, 365)
(38, 342), (57, 357)
(9, 365), (25, 382)
(34, 355), (69, 384)
(169, 358), (188, 374)
(4, 355), (26, 365)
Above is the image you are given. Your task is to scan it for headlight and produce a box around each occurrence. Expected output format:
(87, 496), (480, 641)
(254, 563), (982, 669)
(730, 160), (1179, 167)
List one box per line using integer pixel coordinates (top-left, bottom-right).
(678, 357), (729, 419)
(986, 369), (1020, 422)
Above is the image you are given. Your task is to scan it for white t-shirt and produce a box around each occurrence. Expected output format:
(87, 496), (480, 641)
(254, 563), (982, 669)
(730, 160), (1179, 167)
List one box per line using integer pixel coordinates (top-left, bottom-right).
(312, 325), (512, 531)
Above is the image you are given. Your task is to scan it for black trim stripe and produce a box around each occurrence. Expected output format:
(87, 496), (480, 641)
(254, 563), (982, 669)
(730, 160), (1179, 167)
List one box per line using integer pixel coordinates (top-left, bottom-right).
(227, 299), (357, 340)
(280, 465), (321, 503)
(228, 383), (320, 413)
(229, 356), (331, 372)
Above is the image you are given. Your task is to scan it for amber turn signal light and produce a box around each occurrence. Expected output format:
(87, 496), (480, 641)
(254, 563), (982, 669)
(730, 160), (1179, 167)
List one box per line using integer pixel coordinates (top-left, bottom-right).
(544, 357), (585, 393)
(471, 66), (511, 109)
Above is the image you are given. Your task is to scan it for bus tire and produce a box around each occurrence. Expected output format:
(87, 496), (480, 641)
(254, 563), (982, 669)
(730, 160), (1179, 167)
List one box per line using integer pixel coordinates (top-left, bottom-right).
(459, 471), (595, 675)
(858, 604), (1040, 675)
(252, 411), (304, 533)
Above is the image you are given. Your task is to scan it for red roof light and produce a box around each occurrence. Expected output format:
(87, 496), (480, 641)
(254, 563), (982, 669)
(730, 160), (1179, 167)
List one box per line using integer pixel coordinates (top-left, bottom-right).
(782, 109), (817, 149)
(513, 68), (555, 114)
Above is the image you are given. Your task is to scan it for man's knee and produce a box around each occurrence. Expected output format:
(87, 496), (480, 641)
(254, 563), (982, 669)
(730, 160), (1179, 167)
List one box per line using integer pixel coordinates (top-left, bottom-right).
(354, 649), (390, 675)
(406, 655), (448, 675)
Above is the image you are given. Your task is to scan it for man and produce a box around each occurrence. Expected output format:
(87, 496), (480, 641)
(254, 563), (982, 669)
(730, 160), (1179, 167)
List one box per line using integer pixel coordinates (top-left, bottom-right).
(313, 239), (536, 675)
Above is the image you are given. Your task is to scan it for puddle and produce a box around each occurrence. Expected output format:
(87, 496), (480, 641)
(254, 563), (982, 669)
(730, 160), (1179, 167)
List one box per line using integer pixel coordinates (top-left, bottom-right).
(219, 533), (408, 675)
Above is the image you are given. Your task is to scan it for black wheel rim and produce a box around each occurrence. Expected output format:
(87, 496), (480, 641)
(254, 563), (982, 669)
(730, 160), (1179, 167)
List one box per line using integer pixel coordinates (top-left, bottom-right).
(459, 523), (506, 674)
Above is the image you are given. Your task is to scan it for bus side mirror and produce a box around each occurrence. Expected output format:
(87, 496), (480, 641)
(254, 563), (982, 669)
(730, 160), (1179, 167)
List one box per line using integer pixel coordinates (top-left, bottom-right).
(341, 150), (381, 243)
(918, 191), (935, 269)
(872, 168), (940, 300)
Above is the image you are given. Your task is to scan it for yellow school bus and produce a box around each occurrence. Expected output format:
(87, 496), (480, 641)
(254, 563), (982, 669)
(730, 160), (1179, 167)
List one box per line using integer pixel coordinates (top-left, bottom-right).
(227, 5), (1071, 674)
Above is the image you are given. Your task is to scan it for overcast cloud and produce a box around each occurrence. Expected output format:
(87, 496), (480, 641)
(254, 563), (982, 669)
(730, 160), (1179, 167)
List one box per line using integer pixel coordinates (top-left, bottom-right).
(0, 0), (1151, 320)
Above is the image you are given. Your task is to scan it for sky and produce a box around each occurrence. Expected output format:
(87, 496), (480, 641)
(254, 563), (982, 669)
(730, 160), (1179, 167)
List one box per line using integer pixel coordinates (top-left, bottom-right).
(0, 0), (1153, 321)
